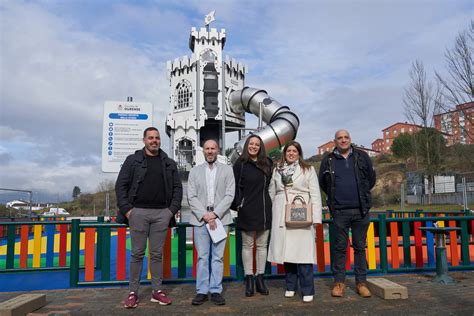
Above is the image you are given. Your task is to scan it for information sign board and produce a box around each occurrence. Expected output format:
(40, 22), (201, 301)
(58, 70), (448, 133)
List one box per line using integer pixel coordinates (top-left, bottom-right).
(101, 101), (153, 172)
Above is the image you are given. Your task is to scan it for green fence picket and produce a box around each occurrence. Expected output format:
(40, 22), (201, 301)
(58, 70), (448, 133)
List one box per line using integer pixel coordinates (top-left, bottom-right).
(378, 214), (388, 273)
(177, 224), (187, 278)
(101, 226), (111, 281)
(235, 229), (244, 280)
(460, 218), (470, 266)
(69, 219), (80, 287)
(6, 225), (16, 269)
(402, 221), (412, 268)
(96, 216), (104, 270)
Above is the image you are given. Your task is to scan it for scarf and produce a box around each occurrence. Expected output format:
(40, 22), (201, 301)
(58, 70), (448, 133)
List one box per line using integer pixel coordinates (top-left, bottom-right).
(278, 161), (298, 187)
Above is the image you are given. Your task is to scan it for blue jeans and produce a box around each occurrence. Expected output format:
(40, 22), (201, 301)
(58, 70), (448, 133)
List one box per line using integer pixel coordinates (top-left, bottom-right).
(284, 263), (315, 296)
(194, 224), (229, 294)
(331, 208), (370, 283)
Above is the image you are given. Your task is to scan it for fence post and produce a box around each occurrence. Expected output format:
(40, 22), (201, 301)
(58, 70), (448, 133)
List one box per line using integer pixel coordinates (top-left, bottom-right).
(6, 225), (16, 269)
(462, 177), (468, 211)
(400, 183), (405, 211)
(402, 220), (411, 267)
(101, 225), (111, 281)
(96, 216), (104, 270)
(378, 214), (388, 273)
(70, 219), (80, 287)
(235, 229), (244, 280)
(177, 224), (187, 278)
(460, 218), (470, 266)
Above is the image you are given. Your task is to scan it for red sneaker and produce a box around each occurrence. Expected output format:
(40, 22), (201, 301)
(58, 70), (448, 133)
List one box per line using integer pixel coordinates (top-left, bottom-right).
(151, 290), (172, 305)
(124, 292), (139, 309)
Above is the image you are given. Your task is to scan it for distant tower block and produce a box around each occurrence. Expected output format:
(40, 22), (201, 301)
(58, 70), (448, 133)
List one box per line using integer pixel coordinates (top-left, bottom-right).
(166, 25), (247, 172)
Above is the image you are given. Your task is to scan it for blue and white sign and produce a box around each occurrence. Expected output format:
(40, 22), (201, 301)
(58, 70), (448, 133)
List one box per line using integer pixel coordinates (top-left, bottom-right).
(101, 100), (153, 172)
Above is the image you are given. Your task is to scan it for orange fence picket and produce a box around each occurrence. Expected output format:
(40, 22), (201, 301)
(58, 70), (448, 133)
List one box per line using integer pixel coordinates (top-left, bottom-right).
(390, 222), (400, 269)
(20, 225), (29, 268)
(84, 228), (96, 282)
(449, 220), (459, 266)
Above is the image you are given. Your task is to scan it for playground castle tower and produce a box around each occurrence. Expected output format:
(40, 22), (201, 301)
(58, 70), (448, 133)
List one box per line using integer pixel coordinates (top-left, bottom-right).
(166, 15), (299, 171)
(166, 22), (247, 171)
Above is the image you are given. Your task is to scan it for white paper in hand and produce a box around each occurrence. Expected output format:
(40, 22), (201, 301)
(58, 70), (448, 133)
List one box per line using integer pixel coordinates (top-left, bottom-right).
(206, 218), (227, 243)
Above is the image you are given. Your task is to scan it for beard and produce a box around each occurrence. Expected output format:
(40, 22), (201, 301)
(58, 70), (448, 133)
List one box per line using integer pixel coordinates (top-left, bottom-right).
(205, 155), (217, 163)
(146, 144), (159, 155)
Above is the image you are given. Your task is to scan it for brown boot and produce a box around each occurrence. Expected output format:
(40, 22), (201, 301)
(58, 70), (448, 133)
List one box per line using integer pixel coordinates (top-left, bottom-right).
(356, 283), (371, 298)
(331, 282), (346, 297)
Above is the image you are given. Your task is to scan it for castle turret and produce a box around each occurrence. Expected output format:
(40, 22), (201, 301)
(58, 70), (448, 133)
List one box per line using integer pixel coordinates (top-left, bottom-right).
(166, 22), (247, 171)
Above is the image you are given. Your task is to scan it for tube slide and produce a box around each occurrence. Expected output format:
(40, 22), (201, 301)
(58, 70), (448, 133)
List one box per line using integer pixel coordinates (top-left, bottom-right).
(228, 87), (300, 163)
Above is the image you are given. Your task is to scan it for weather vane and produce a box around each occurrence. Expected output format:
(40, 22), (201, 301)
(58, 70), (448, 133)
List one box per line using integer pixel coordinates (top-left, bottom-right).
(204, 10), (215, 31)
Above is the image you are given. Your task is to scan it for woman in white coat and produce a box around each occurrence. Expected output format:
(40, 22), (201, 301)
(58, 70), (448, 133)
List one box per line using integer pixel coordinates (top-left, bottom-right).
(267, 141), (323, 303)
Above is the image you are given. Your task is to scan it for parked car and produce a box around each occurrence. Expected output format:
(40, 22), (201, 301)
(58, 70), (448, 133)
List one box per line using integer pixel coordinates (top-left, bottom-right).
(43, 208), (70, 216)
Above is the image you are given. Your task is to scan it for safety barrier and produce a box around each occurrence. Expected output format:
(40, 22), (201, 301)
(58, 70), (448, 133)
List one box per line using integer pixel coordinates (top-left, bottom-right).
(0, 218), (103, 272)
(1, 212), (472, 288)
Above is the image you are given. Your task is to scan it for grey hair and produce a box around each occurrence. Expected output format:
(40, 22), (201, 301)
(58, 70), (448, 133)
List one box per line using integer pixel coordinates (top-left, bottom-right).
(334, 129), (351, 139)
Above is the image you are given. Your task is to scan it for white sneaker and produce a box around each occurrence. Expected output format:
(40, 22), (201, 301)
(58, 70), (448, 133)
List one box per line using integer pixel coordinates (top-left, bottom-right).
(285, 290), (295, 297)
(303, 295), (313, 302)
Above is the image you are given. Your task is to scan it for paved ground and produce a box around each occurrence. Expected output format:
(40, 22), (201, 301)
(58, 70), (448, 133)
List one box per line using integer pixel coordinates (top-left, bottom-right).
(1, 272), (473, 315)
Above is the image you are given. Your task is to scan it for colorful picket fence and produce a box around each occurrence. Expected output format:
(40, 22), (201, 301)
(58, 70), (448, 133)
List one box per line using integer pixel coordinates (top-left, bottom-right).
(1, 212), (473, 288)
(0, 217), (104, 271)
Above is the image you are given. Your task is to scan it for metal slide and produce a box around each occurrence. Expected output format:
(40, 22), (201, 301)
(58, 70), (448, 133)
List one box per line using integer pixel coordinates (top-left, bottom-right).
(228, 87), (300, 163)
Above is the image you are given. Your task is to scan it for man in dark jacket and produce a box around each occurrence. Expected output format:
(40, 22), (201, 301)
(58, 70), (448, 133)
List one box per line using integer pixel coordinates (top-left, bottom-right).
(319, 129), (376, 298)
(115, 127), (182, 308)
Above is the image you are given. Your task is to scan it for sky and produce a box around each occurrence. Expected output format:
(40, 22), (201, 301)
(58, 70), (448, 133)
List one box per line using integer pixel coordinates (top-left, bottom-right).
(0, 0), (472, 203)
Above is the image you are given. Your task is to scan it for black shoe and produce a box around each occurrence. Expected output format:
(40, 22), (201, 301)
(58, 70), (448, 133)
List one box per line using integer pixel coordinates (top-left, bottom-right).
(192, 293), (208, 305)
(245, 275), (255, 297)
(255, 274), (269, 295)
(210, 293), (226, 305)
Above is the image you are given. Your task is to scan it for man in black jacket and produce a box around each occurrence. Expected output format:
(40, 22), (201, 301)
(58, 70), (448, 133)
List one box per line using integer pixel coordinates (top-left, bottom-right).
(115, 127), (182, 308)
(319, 129), (376, 298)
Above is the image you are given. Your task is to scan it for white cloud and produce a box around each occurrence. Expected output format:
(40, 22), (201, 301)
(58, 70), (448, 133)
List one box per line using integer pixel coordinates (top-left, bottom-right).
(0, 0), (472, 199)
(0, 1), (170, 194)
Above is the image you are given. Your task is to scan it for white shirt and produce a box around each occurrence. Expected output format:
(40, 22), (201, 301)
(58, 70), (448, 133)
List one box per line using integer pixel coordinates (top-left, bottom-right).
(205, 162), (217, 207)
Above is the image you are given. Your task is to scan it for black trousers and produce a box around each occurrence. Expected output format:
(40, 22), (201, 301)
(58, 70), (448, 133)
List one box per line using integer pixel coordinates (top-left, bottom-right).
(331, 208), (370, 283)
(284, 263), (314, 296)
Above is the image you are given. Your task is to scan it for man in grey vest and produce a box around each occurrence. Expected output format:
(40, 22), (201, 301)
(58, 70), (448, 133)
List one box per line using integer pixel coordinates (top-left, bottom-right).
(187, 139), (235, 306)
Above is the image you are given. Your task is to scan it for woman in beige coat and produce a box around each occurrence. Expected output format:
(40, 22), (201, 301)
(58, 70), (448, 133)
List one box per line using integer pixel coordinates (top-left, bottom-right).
(267, 141), (323, 303)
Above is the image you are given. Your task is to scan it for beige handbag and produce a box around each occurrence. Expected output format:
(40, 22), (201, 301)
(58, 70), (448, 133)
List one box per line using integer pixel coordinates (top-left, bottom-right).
(284, 187), (312, 228)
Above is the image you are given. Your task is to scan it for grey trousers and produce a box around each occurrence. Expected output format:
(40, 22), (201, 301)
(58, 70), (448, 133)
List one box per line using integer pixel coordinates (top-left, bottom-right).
(241, 230), (270, 275)
(128, 207), (173, 293)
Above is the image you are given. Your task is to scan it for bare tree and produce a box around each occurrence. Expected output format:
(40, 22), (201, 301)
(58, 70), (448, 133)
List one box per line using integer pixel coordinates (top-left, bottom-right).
(403, 60), (441, 203)
(435, 21), (474, 142)
(435, 21), (474, 107)
(96, 179), (115, 193)
(404, 60), (438, 128)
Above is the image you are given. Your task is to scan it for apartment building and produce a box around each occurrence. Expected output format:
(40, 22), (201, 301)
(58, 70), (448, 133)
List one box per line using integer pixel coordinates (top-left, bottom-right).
(434, 101), (473, 145)
(377, 122), (421, 154)
(317, 141), (335, 155)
